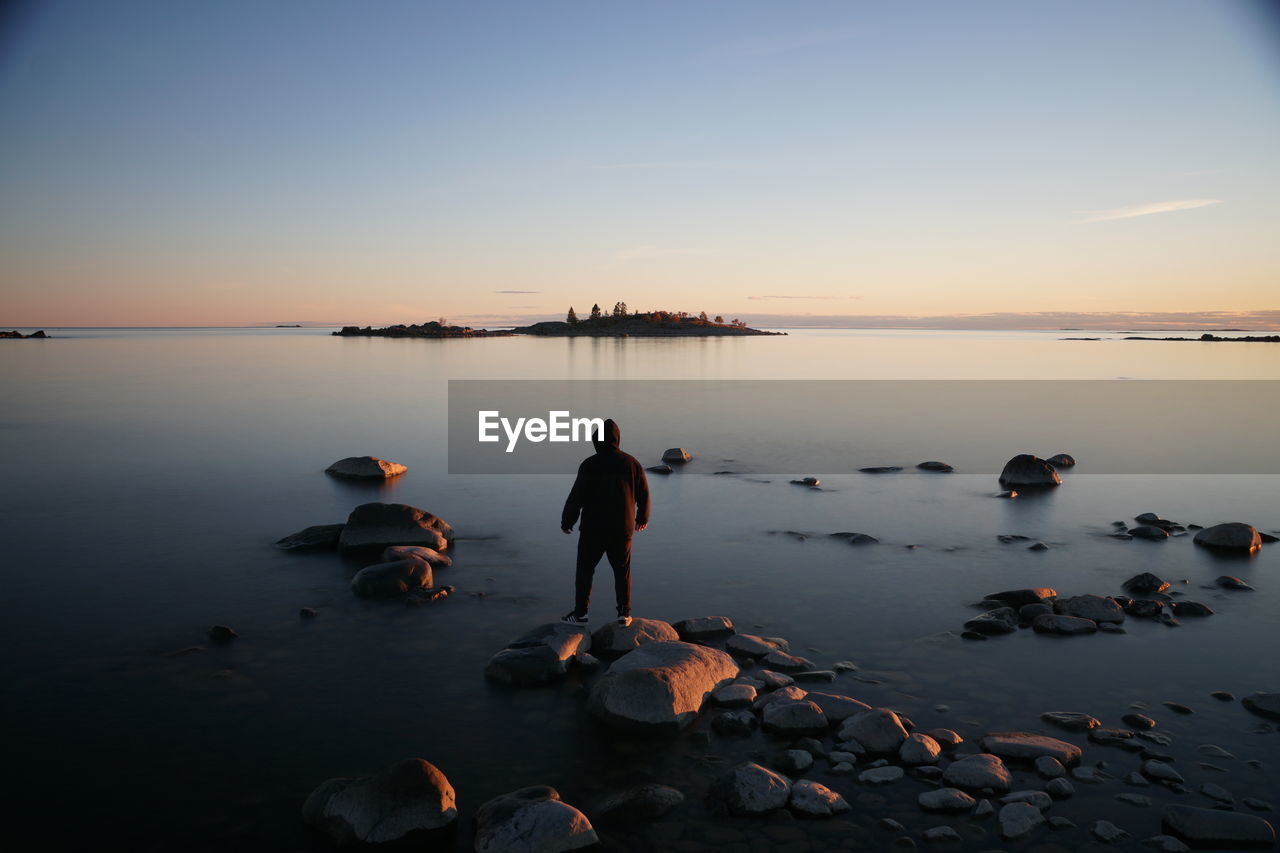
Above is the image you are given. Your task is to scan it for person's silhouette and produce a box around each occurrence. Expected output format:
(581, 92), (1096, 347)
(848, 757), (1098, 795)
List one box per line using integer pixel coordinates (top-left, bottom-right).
(560, 418), (649, 626)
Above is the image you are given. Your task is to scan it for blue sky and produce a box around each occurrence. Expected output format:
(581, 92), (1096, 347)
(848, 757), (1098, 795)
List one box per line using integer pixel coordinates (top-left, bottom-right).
(1, 0), (1277, 326)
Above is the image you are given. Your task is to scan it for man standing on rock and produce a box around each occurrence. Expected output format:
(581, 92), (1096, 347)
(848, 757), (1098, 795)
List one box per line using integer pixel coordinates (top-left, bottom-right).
(561, 418), (649, 627)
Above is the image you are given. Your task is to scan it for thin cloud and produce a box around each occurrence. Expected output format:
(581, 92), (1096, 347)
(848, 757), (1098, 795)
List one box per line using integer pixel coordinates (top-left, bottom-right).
(615, 246), (711, 261)
(1079, 199), (1222, 223)
(704, 31), (854, 61)
(495, 289), (540, 294)
(747, 294), (858, 301)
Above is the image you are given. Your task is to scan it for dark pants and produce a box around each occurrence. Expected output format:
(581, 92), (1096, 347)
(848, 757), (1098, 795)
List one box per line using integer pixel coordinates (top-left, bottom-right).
(575, 531), (631, 617)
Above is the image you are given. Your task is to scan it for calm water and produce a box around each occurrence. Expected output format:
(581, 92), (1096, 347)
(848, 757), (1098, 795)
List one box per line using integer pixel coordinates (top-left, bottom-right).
(2, 328), (1278, 852)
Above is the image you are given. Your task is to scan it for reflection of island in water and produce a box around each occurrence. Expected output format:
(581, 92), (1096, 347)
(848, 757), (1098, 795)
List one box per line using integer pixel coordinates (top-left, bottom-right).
(334, 309), (782, 339)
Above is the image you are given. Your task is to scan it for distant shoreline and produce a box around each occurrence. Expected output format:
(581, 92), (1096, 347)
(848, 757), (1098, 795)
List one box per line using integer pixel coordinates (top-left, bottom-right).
(333, 315), (783, 339)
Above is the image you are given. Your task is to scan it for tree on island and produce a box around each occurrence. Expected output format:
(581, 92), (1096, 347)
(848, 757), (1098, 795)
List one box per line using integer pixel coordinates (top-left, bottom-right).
(612, 301), (628, 317)
(590, 303), (602, 321)
(714, 315), (724, 324)
(698, 311), (709, 323)
(567, 307), (578, 324)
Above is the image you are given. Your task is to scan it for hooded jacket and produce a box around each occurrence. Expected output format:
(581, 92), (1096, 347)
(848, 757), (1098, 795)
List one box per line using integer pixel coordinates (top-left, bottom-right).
(561, 418), (650, 538)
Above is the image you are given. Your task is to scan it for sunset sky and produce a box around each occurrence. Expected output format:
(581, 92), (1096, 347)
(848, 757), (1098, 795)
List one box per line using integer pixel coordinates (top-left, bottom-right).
(1, 0), (1277, 328)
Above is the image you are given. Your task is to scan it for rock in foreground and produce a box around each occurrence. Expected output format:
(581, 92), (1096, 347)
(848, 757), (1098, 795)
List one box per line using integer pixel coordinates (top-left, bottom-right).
(338, 503), (454, 553)
(710, 762), (791, 815)
(326, 456), (408, 479)
(302, 758), (457, 846)
(484, 623), (592, 686)
(591, 617), (679, 656)
(474, 786), (597, 853)
(588, 641), (737, 731)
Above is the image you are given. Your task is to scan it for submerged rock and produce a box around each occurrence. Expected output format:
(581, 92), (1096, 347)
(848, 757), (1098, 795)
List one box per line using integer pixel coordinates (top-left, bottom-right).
(999, 802), (1045, 840)
(595, 784), (684, 820)
(987, 588), (1058, 608)
(1194, 522), (1263, 552)
(981, 732), (1082, 765)
(1032, 613), (1098, 635)
(1054, 594), (1124, 623)
(473, 786), (597, 853)
(646, 464), (672, 475)
(917, 461), (954, 472)
(302, 758), (457, 846)
(1243, 693), (1280, 721)
(1130, 525), (1171, 540)
(351, 558), (433, 597)
(998, 454), (1061, 487)
(588, 641), (737, 731)
(859, 466), (903, 473)
(1161, 804), (1276, 848)
(710, 762), (790, 815)
(338, 503), (453, 553)
(325, 456), (407, 479)
(276, 523), (345, 551)
(830, 531), (880, 545)
(1041, 711), (1101, 732)
(918, 788), (976, 812)
(965, 607), (1018, 636)
(1171, 600), (1215, 617)
(1216, 576), (1255, 591)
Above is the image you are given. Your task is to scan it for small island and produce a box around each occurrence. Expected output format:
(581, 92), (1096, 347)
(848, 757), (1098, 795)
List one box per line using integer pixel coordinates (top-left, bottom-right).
(1, 330), (48, 339)
(333, 304), (782, 339)
(1124, 333), (1279, 343)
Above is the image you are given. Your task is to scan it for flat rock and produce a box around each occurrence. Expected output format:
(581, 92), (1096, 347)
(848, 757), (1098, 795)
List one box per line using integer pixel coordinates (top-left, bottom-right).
(1143, 760), (1185, 784)
(917, 461), (954, 472)
(725, 633), (781, 658)
(351, 558), (433, 597)
(710, 762), (790, 815)
(1243, 693), (1280, 721)
(325, 456), (407, 479)
(1041, 711), (1101, 732)
(806, 692), (871, 722)
(1032, 613), (1098, 635)
(1093, 820), (1131, 843)
(858, 765), (904, 785)
(839, 708), (910, 754)
(276, 523), (344, 551)
(474, 786), (597, 853)
(999, 802), (1045, 840)
(756, 669), (795, 689)
(485, 645), (574, 686)
(789, 779), (850, 817)
(1141, 835), (1191, 852)
(859, 465), (903, 473)
(1035, 756), (1066, 778)
(338, 503), (453, 553)
(761, 699), (828, 735)
(987, 588), (1058, 608)
(999, 454), (1061, 487)
(1161, 804), (1276, 848)
(595, 784), (685, 820)
(674, 616), (735, 639)
(1002, 790), (1053, 810)
(1194, 523), (1263, 553)
(763, 649), (814, 672)
(965, 607), (1019, 636)
(918, 788), (977, 812)
(981, 732), (1082, 765)
(591, 617), (679, 656)
(1216, 576), (1255, 591)
(712, 683), (757, 707)
(923, 826), (963, 842)
(302, 758), (457, 845)
(1054, 594), (1125, 623)
(587, 641), (738, 731)
(942, 753), (1012, 793)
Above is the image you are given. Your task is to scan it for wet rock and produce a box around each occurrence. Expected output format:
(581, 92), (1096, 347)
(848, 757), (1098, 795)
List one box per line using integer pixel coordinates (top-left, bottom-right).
(712, 710), (758, 736)
(1243, 693), (1280, 720)
(712, 683), (757, 707)
(595, 784), (684, 820)
(208, 625), (238, 643)
(1171, 601), (1214, 617)
(1019, 603), (1052, 623)
(1216, 576), (1255, 591)
(858, 766), (905, 785)
(999, 454), (1061, 487)
(1127, 599), (1166, 618)
(754, 685), (807, 711)
(917, 461), (954, 472)
(860, 465), (903, 473)
(1201, 783), (1234, 804)
(302, 758), (457, 845)
(382, 545), (452, 567)
(1047, 453), (1076, 467)
(776, 749), (814, 774)
(1032, 613), (1098, 635)
(756, 669), (795, 689)
(1142, 760), (1185, 784)
(1164, 702), (1194, 715)
(1244, 798), (1274, 812)
(485, 646), (574, 687)
(964, 607), (1018, 636)
(587, 641), (738, 732)
(762, 699), (828, 735)
(918, 788), (976, 812)
(839, 708), (910, 754)
(276, 523), (345, 551)
(1035, 756), (1066, 779)
(997, 490), (1018, 499)
(1048, 816), (1076, 830)
(709, 762), (790, 815)
(1141, 835), (1191, 852)
(1029, 541), (1050, 551)
(806, 692), (871, 722)
(831, 531), (880, 544)
(352, 558), (433, 597)
(1071, 766), (1103, 783)
(725, 633), (782, 658)
(791, 476), (821, 487)
(900, 733), (943, 765)
(999, 802), (1045, 840)
(591, 617), (680, 656)
(1118, 793), (1154, 807)
(326, 456), (407, 479)
(1002, 790), (1053, 810)
(300, 607), (318, 618)
(474, 786), (597, 853)
(1124, 713), (1157, 730)
(1125, 573), (1171, 594)
(921, 826), (962, 843)
(987, 587), (1058, 608)
(338, 503), (453, 553)
(1041, 711), (1101, 732)
(1054, 594), (1125, 623)
(674, 616), (735, 640)
(928, 728), (964, 750)
(1161, 804), (1276, 848)
(661, 448), (692, 464)
(1093, 820), (1131, 843)
(1091, 727), (1142, 750)
(646, 464), (672, 474)
(789, 779), (850, 817)
(981, 732), (1082, 765)
(1131, 525), (1171, 540)
(942, 754), (1012, 793)
(1194, 522), (1263, 553)
(1198, 744), (1234, 759)
(764, 649), (815, 672)
(793, 669), (837, 683)
(1046, 778), (1074, 799)
(974, 799), (995, 818)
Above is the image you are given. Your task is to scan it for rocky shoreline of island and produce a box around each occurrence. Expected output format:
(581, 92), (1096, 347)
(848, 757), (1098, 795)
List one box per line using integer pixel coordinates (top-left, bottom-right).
(333, 307), (781, 339)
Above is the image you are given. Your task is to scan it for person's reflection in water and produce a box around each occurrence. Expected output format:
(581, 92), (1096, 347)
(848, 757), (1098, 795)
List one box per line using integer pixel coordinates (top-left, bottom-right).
(559, 418), (649, 627)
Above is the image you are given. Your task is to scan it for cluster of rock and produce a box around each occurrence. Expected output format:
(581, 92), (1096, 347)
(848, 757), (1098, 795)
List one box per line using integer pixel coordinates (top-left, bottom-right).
(277, 502), (456, 604)
(333, 322), (512, 338)
(1110, 512), (1271, 552)
(0, 329), (47, 338)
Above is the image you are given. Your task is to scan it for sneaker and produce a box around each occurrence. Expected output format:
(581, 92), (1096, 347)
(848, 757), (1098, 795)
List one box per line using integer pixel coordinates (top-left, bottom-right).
(561, 611), (589, 625)
(617, 615), (633, 627)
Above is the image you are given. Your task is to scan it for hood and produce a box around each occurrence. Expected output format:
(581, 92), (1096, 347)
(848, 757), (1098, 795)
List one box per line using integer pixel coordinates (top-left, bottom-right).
(593, 418), (621, 452)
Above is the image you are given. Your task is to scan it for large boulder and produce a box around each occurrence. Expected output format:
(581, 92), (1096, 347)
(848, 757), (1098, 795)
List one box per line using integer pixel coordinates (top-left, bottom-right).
(1194, 523), (1263, 553)
(709, 762), (791, 815)
(761, 699), (828, 735)
(999, 454), (1062, 487)
(1054, 594), (1125, 624)
(473, 786), (598, 853)
(276, 523), (345, 551)
(588, 641), (738, 731)
(339, 503), (454, 553)
(837, 708), (909, 754)
(484, 623), (592, 686)
(326, 456), (407, 479)
(591, 617), (679, 656)
(302, 758), (457, 846)
(942, 754), (1012, 793)
(981, 732), (1082, 766)
(351, 559), (433, 597)
(789, 779), (850, 817)
(1161, 805), (1275, 848)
